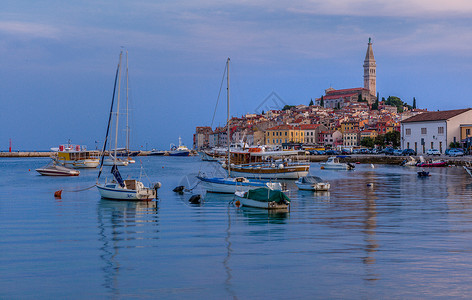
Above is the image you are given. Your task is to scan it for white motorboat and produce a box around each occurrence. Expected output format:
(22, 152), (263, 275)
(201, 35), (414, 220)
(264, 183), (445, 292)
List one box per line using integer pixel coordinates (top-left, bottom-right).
(96, 50), (160, 201)
(400, 156), (418, 167)
(197, 175), (283, 194)
(103, 157), (129, 166)
(234, 187), (290, 209)
(320, 156), (354, 170)
(295, 176), (330, 191)
(464, 162), (472, 177)
(36, 161), (80, 176)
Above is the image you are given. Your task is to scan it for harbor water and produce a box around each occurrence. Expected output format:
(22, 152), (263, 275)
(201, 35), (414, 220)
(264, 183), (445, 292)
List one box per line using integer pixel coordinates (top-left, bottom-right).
(1, 156), (472, 299)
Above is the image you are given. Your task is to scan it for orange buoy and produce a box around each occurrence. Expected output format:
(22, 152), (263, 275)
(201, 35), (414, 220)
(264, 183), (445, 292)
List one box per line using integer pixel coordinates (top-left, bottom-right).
(235, 200), (241, 208)
(54, 190), (63, 198)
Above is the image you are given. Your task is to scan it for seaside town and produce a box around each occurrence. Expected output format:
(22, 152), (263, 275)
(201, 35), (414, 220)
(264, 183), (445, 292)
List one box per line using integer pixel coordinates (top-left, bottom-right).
(4, 1), (472, 298)
(194, 40), (472, 156)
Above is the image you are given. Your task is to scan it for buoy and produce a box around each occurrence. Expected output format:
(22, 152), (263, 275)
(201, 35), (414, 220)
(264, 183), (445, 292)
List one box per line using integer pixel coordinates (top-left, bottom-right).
(173, 185), (185, 193)
(235, 200), (241, 207)
(189, 194), (201, 204)
(54, 190), (63, 198)
(28, 169), (31, 171)
(321, 166), (325, 169)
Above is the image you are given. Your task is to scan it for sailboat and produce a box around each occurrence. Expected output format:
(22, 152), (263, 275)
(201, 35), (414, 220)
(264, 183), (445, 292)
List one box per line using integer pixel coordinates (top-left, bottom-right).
(197, 58), (283, 194)
(96, 51), (159, 201)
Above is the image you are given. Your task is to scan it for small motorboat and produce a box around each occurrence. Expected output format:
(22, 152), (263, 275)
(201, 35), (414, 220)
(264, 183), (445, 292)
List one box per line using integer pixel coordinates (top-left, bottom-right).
(400, 156), (418, 167)
(36, 161), (80, 176)
(417, 160), (446, 167)
(417, 170), (430, 177)
(321, 156), (355, 170)
(295, 176), (330, 191)
(464, 162), (472, 177)
(234, 187), (290, 209)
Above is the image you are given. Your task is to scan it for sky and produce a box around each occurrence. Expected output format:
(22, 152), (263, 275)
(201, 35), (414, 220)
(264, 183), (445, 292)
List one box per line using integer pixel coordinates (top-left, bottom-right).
(1, 0), (472, 151)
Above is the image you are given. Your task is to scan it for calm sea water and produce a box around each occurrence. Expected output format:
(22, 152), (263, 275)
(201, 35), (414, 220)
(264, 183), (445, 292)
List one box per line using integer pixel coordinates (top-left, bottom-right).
(1, 156), (472, 299)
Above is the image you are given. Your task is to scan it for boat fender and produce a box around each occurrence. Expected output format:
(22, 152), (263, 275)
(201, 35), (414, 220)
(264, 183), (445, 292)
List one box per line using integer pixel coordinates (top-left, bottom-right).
(54, 190), (63, 198)
(278, 164), (284, 169)
(235, 200), (241, 207)
(189, 194), (201, 204)
(173, 185), (185, 193)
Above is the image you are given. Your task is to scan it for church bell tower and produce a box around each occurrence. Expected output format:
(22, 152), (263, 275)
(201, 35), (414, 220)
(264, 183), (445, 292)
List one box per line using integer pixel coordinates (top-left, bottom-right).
(363, 37), (376, 99)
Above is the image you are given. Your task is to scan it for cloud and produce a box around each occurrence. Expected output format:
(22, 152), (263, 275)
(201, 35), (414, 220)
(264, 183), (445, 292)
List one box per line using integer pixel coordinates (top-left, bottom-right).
(0, 21), (60, 39)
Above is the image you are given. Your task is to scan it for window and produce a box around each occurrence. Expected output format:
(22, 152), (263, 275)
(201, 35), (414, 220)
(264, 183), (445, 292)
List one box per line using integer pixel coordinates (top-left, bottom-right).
(405, 128), (411, 136)
(421, 128), (427, 135)
(438, 127), (444, 134)
(467, 129), (471, 135)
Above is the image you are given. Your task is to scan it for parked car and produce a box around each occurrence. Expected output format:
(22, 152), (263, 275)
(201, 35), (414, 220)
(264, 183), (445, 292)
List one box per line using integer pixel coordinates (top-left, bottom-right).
(371, 148), (381, 154)
(426, 149), (441, 156)
(448, 148), (464, 157)
(402, 149), (417, 156)
(325, 150), (339, 155)
(393, 149), (403, 156)
(384, 148), (395, 155)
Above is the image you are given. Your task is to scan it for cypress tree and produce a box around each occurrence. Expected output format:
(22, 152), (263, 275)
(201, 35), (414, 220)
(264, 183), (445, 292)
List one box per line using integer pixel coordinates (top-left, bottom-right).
(320, 96), (324, 107)
(309, 99), (314, 106)
(413, 97), (416, 109)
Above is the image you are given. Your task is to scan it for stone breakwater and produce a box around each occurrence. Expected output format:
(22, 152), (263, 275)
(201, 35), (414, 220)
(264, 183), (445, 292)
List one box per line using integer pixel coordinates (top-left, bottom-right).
(0, 152), (53, 157)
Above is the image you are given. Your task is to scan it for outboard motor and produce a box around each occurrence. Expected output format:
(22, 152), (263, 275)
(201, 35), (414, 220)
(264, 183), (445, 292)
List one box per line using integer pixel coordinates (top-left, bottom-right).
(347, 162), (355, 170)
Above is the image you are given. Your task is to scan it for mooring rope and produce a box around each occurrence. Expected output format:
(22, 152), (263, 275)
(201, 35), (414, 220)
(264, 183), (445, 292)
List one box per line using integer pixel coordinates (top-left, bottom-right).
(58, 184), (96, 193)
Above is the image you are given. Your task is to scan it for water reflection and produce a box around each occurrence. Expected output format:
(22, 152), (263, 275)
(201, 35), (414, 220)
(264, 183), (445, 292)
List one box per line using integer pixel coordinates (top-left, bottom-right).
(96, 200), (159, 297)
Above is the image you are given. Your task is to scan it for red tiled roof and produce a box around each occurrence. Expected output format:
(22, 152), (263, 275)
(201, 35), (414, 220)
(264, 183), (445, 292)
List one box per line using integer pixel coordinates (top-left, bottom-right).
(402, 108), (471, 123)
(299, 124), (320, 130)
(326, 87), (368, 94)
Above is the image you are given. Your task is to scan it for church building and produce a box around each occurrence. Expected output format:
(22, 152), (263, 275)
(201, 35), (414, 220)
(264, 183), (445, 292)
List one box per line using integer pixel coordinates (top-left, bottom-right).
(316, 38), (377, 108)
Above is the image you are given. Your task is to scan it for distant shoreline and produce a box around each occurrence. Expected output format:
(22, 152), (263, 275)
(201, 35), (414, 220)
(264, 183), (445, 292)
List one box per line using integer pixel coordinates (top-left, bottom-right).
(0, 151), (468, 166)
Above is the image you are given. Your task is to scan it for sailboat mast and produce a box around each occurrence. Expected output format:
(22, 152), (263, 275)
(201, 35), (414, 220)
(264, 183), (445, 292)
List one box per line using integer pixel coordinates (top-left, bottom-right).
(226, 57), (230, 176)
(114, 52), (123, 163)
(126, 50), (130, 154)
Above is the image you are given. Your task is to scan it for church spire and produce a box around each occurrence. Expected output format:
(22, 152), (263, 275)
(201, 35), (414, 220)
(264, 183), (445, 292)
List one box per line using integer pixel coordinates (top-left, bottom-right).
(363, 37), (376, 99)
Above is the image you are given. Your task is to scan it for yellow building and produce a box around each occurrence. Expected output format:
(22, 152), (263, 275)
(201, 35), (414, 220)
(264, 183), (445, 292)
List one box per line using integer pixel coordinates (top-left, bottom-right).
(460, 124), (472, 140)
(265, 125), (304, 146)
(360, 130), (378, 140)
(341, 119), (359, 134)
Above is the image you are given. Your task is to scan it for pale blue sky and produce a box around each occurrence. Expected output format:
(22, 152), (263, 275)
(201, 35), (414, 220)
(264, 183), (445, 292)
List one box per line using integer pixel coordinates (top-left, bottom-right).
(1, 1), (472, 150)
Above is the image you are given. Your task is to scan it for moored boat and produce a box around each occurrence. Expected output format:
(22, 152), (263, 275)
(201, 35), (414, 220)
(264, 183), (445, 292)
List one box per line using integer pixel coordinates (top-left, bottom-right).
(234, 187), (290, 209)
(417, 160), (447, 167)
(197, 175), (283, 194)
(295, 176), (330, 191)
(320, 156), (354, 170)
(36, 161), (80, 176)
(169, 137), (190, 156)
(52, 144), (100, 169)
(96, 50), (160, 201)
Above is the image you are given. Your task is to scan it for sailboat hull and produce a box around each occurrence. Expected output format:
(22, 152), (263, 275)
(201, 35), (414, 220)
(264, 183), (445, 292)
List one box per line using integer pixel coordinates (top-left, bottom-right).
(197, 176), (282, 194)
(96, 183), (156, 201)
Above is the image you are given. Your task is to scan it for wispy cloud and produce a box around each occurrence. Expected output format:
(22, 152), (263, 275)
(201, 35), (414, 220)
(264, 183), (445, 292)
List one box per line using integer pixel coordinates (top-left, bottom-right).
(0, 21), (60, 39)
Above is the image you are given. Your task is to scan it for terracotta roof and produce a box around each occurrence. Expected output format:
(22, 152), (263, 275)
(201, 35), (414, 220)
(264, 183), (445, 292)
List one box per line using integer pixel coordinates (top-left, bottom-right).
(299, 124), (320, 130)
(326, 87), (368, 94)
(402, 108), (471, 123)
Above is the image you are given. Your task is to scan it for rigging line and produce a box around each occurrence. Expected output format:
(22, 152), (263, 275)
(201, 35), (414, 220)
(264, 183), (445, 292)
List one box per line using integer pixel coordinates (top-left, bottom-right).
(98, 51), (122, 180)
(210, 62), (228, 128)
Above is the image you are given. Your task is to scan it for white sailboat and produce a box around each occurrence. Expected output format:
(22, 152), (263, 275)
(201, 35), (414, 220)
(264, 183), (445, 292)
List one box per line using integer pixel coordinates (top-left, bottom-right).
(96, 51), (159, 201)
(197, 58), (283, 193)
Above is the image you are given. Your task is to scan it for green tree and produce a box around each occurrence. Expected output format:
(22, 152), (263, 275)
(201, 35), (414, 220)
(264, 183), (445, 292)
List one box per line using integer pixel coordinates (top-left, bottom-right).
(320, 96), (324, 107)
(372, 98), (379, 110)
(361, 137), (375, 148)
(413, 97), (416, 109)
(282, 105), (295, 111)
(309, 99), (314, 106)
(385, 131), (401, 148)
(449, 142), (461, 148)
(374, 135), (385, 147)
